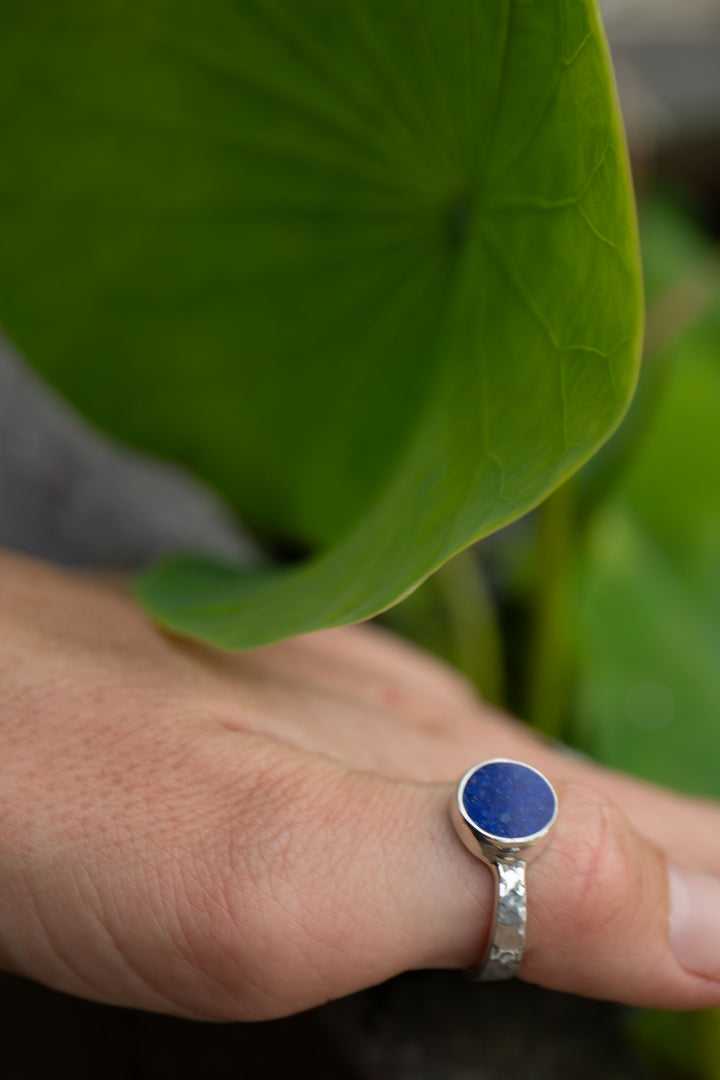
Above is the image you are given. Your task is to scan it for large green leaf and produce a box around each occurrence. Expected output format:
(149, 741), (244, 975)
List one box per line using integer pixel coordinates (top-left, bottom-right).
(0, 0), (641, 649)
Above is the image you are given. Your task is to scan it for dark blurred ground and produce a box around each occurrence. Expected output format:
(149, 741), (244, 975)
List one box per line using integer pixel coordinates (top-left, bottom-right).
(0, 970), (655, 1080)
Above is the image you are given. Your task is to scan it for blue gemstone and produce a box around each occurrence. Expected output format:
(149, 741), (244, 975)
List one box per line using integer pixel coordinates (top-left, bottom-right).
(461, 761), (556, 841)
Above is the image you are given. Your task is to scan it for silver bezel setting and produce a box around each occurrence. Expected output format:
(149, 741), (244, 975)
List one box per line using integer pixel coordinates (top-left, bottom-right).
(452, 757), (558, 864)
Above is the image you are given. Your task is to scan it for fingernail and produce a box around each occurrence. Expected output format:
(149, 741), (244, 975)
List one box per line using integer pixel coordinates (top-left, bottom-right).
(668, 863), (720, 982)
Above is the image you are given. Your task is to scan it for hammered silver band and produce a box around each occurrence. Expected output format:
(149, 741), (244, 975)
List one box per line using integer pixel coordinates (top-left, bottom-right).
(469, 858), (527, 981)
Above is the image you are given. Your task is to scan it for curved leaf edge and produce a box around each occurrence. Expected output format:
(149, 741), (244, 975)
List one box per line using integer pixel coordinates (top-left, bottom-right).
(135, 0), (644, 652)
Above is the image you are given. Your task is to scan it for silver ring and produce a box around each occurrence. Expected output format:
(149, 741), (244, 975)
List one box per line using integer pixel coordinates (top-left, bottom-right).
(451, 758), (558, 981)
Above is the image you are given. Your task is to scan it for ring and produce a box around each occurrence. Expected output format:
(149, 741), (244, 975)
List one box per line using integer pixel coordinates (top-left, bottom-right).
(451, 758), (558, 981)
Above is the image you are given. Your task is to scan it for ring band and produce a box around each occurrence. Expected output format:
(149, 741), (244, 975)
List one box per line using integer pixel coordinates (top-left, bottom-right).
(451, 758), (558, 981)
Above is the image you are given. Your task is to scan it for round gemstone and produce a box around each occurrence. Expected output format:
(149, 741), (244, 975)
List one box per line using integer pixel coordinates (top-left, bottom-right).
(461, 760), (556, 842)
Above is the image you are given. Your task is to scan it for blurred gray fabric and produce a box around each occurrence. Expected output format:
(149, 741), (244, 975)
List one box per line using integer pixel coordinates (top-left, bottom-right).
(0, 330), (256, 568)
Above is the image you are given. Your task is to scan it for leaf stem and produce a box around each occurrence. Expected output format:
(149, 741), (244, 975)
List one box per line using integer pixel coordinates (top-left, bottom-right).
(525, 481), (576, 740)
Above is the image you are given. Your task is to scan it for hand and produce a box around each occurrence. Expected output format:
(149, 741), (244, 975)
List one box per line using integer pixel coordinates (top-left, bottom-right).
(1, 550), (719, 1020)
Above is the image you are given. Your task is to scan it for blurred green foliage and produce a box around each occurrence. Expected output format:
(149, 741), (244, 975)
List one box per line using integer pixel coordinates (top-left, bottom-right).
(0, 0), (640, 648)
(630, 1003), (720, 1080)
(575, 197), (720, 1080)
(575, 305), (720, 794)
(575, 197), (720, 794)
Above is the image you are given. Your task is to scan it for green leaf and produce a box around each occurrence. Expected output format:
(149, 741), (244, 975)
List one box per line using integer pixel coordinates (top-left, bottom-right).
(0, 0), (641, 649)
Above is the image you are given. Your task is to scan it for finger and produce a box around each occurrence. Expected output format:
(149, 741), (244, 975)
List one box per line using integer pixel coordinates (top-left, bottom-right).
(287, 626), (720, 885)
(513, 780), (720, 1006)
(204, 759), (720, 1015)
(197, 656), (480, 782)
(427, 708), (720, 880)
(195, 626), (720, 883)
(189, 621), (480, 739)
(546, 751), (720, 880)
(209, 655), (720, 886)
(4, 727), (720, 1020)
(294, 622), (480, 709)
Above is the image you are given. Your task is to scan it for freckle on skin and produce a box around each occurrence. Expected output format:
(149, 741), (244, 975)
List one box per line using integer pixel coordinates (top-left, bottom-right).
(382, 687), (404, 709)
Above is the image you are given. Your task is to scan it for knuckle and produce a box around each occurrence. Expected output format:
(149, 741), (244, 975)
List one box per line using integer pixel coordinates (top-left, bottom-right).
(549, 782), (640, 938)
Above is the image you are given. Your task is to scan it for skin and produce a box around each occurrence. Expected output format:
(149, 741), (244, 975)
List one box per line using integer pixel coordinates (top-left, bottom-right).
(1, 548), (720, 1021)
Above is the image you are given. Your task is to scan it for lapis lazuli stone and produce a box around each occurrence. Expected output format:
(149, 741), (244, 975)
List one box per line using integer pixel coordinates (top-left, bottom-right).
(461, 761), (556, 841)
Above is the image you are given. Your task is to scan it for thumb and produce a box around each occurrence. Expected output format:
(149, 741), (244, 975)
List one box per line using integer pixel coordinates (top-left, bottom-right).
(215, 752), (720, 1016)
